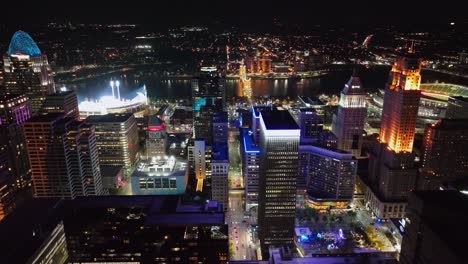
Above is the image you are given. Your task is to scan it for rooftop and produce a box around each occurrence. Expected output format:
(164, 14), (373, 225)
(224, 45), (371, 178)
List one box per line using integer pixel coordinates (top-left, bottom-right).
(213, 111), (228, 123)
(133, 156), (187, 177)
(86, 113), (133, 123)
(449, 96), (468, 103)
(242, 129), (260, 153)
(25, 112), (65, 123)
(212, 142), (229, 161)
(45, 91), (76, 97)
(65, 195), (225, 225)
(7, 31), (41, 57)
(260, 110), (299, 130)
(0, 93), (28, 103)
(429, 118), (468, 129)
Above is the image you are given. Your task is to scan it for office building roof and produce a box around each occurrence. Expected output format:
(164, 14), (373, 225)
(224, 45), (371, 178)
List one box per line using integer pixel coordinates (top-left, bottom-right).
(65, 195), (225, 225)
(212, 142), (229, 161)
(86, 113), (133, 123)
(242, 129), (260, 153)
(25, 112), (65, 123)
(213, 111), (228, 123)
(260, 110), (299, 130)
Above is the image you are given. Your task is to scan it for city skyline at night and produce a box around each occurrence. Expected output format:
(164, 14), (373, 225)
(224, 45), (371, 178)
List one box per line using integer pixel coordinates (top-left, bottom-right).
(0, 2), (468, 263)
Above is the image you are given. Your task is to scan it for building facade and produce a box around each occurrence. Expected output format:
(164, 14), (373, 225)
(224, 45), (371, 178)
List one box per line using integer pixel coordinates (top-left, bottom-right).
(146, 116), (167, 158)
(419, 119), (468, 188)
(87, 113), (139, 174)
(63, 196), (229, 264)
(24, 114), (104, 198)
(40, 90), (79, 120)
(131, 156), (187, 195)
(241, 129), (260, 209)
(300, 145), (357, 209)
(445, 96), (468, 119)
(366, 52), (421, 219)
(299, 108), (323, 145)
(0, 94), (32, 188)
(258, 110), (300, 259)
(211, 143), (229, 211)
(332, 70), (367, 157)
(2, 31), (55, 112)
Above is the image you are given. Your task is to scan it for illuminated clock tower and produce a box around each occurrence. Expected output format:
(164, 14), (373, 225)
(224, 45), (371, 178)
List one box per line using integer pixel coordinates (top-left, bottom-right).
(366, 51), (421, 219)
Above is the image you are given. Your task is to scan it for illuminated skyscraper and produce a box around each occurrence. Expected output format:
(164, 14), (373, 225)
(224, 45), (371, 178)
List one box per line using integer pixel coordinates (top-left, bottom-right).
(239, 63), (252, 98)
(146, 116), (167, 158)
(366, 52), (421, 219)
(41, 90), (79, 120)
(2, 31), (55, 112)
(258, 110), (300, 258)
(86, 114), (139, 174)
(332, 70), (367, 157)
(23, 114), (104, 198)
(0, 94), (32, 188)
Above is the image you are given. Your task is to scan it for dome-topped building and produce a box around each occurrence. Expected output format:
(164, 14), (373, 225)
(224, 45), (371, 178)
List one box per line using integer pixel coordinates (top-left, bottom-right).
(7, 31), (42, 57)
(3, 30), (54, 112)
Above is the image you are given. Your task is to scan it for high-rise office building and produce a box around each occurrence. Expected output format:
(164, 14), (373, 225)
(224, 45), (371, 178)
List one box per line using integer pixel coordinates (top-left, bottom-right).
(419, 119), (468, 189)
(188, 139), (212, 193)
(241, 128), (260, 209)
(332, 70), (367, 157)
(194, 105), (215, 144)
(40, 90), (79, 119)
(213, 111), (228, 144)
(146, 115), (167, 158)
(252, 105), (271, 145)
(192, 67), (226, 111)
(400, 191), (468, 264)
(299, 108), (323, 145)
(445, 96), (468, 119)
(366, 52), (421, 219)
(211, 143), (229, 211)
(87, 113), (139, 173)
(0, 94), (32, 188)
(0, 147), (15, 221)
(2, 31), (55, 112)
(258, 110), (300, 258)
(300, 145), (357, 209)
(63, 196), (229, 264)
(192, 67), (226, 144)
(23, 113), (104, 198)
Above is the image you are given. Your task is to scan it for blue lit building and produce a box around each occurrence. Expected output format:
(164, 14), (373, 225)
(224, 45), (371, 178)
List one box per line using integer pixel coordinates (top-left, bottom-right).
(241, 128), (260, 209)
(3, 31), (55, 112)
(131, 156), (187, 195)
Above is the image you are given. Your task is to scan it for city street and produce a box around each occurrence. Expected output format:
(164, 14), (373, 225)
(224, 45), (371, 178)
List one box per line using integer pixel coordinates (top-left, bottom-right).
(227, 126), (259, 260)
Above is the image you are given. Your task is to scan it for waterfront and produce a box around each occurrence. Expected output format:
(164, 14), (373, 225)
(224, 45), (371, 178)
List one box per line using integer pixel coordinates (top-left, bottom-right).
(62, 65), (468, 102)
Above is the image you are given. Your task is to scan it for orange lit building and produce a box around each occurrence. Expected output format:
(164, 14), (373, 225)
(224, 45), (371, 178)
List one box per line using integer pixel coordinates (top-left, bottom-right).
(366, 52), (421, 219)
(239, 63), (252, 98)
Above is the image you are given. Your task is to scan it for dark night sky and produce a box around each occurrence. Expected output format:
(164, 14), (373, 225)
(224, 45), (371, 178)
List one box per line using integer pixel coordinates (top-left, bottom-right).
(1, 0), (467, 28)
